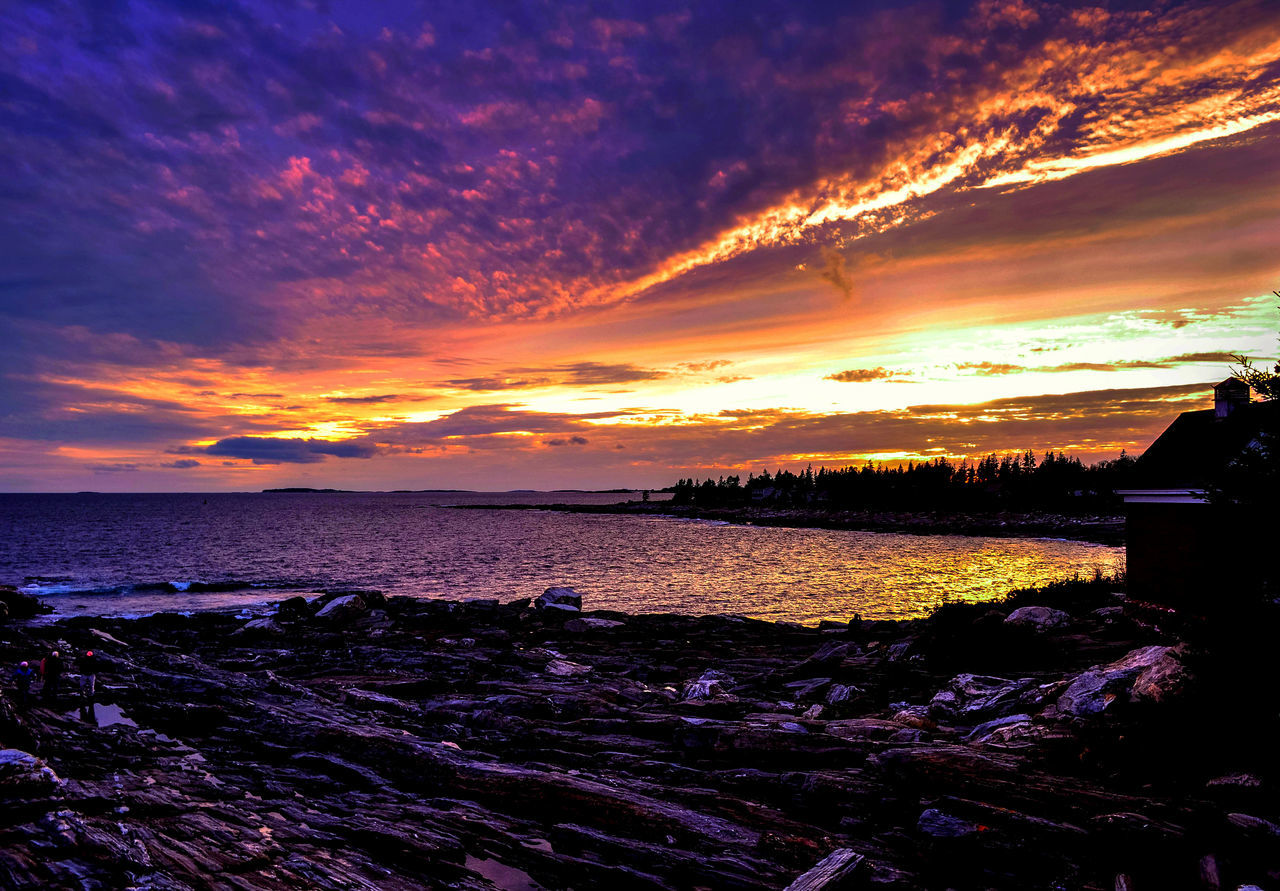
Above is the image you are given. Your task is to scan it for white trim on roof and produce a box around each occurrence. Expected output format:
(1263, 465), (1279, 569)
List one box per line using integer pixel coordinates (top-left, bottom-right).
(1116, 488), (1208, 504)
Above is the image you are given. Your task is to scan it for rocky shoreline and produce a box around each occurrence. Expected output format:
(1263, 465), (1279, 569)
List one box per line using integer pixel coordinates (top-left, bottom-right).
(449, 502), (1127, 546)
(0, 583), (1276, 890)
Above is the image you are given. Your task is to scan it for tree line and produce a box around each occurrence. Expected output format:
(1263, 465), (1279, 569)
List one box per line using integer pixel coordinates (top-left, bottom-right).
(669, 450), (1141, 512)
(669, 299), (1280, 515)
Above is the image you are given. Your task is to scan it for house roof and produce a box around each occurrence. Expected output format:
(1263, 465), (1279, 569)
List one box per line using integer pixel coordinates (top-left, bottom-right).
(1136, 398), (1279, 487)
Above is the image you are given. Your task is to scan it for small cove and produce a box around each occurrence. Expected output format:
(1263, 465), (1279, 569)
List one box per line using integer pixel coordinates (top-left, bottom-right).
(4, 492), (1124, 623)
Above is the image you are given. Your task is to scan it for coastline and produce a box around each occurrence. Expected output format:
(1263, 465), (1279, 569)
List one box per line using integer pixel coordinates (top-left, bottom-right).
(450, 501), (1128, 546)
(0, 584), (1274, 889)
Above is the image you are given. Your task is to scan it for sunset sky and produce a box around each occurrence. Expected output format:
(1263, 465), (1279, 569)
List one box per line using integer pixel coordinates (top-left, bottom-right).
(2, 0), (1278, 492)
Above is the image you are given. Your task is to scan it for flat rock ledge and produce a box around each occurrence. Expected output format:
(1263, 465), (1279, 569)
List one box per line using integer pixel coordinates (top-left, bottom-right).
(0, 587), (1276, 890)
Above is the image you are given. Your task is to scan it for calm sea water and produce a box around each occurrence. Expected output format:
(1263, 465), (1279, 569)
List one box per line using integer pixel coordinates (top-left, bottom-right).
(0, 492), (1124, 624)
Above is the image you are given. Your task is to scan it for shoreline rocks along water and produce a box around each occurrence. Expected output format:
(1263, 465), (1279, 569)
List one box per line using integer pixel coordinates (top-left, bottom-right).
(0, 584), (1276, 889)
(448, 502), (1127, 546)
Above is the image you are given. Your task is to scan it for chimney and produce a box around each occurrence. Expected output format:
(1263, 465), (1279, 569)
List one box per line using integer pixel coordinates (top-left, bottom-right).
(1213, 377), (1250, 419)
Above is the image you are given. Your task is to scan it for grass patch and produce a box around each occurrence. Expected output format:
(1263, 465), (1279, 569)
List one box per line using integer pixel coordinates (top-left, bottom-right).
(1001, 568), (1126, 613)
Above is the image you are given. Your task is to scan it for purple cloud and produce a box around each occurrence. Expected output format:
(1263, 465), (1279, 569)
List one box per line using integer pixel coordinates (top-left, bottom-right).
(204, 436), (380, 464)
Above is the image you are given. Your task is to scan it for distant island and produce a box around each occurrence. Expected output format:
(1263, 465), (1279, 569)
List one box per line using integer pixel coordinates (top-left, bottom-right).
(262, 487), (357, 493)
(262, 487), (653, 495)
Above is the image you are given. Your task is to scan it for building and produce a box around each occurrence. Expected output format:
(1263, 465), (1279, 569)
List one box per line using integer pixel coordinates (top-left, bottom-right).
(1119, 379), (1276, 610)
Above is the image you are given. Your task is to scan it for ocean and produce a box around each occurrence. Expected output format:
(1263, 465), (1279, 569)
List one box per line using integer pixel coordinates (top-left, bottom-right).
(0, 491), (1125, 624)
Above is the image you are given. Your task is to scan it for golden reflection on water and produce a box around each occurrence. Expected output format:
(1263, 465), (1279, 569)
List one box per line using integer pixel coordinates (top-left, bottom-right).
(583, 519), (1126, 624)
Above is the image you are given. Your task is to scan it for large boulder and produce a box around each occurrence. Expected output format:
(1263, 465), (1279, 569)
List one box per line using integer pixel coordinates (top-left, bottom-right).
(964, 713), (1033, 743)
(535, 586), (582, 613)
(929, 673), (1046, 722)
(234, 617), (285, 637)
(683, 670), (735, 702)
(0, 585), (48, 622)
(315, 594), (369, 623)
(892, 705), (938, 730)
(1056, 645), (1189, 717)
(0, 749), (61, 795)
(275, 596), (311, 622)
(546, 659), (592, 677)
(967, 719), (1073, 751)
(1004, 605), (1071, 632)
(1128, 645), (1190, 704)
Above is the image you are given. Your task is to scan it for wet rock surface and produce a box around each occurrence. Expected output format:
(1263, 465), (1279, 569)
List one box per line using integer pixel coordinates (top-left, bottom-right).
(0, 587), (1276, 889)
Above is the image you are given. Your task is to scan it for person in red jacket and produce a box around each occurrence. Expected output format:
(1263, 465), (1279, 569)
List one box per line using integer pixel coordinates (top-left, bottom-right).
(40, 650), (64, 703)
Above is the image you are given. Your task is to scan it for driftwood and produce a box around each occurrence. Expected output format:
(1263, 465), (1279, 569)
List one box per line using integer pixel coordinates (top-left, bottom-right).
(785, 848), (864, 890)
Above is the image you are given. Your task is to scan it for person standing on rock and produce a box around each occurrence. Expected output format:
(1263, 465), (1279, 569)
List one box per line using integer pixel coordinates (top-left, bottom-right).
(79, 650), (101, 702)
(40, 650), (64, 703)
(11, 661), (34, 706)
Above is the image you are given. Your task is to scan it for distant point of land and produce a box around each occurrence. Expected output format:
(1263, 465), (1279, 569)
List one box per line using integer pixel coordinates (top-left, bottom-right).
(262, 487), (355, 493)
(262, 487), (652, 495)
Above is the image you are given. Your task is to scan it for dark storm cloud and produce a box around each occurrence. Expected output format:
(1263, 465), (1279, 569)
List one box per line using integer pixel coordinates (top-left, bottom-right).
(204, 436), (381, 464)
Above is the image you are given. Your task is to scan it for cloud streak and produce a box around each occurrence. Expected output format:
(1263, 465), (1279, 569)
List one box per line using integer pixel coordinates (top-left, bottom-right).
(825, 367), (912, 383)
(442, 362), (668, 391)
(191, 383), (1206, 471)
(954, 351), (1255, 376)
